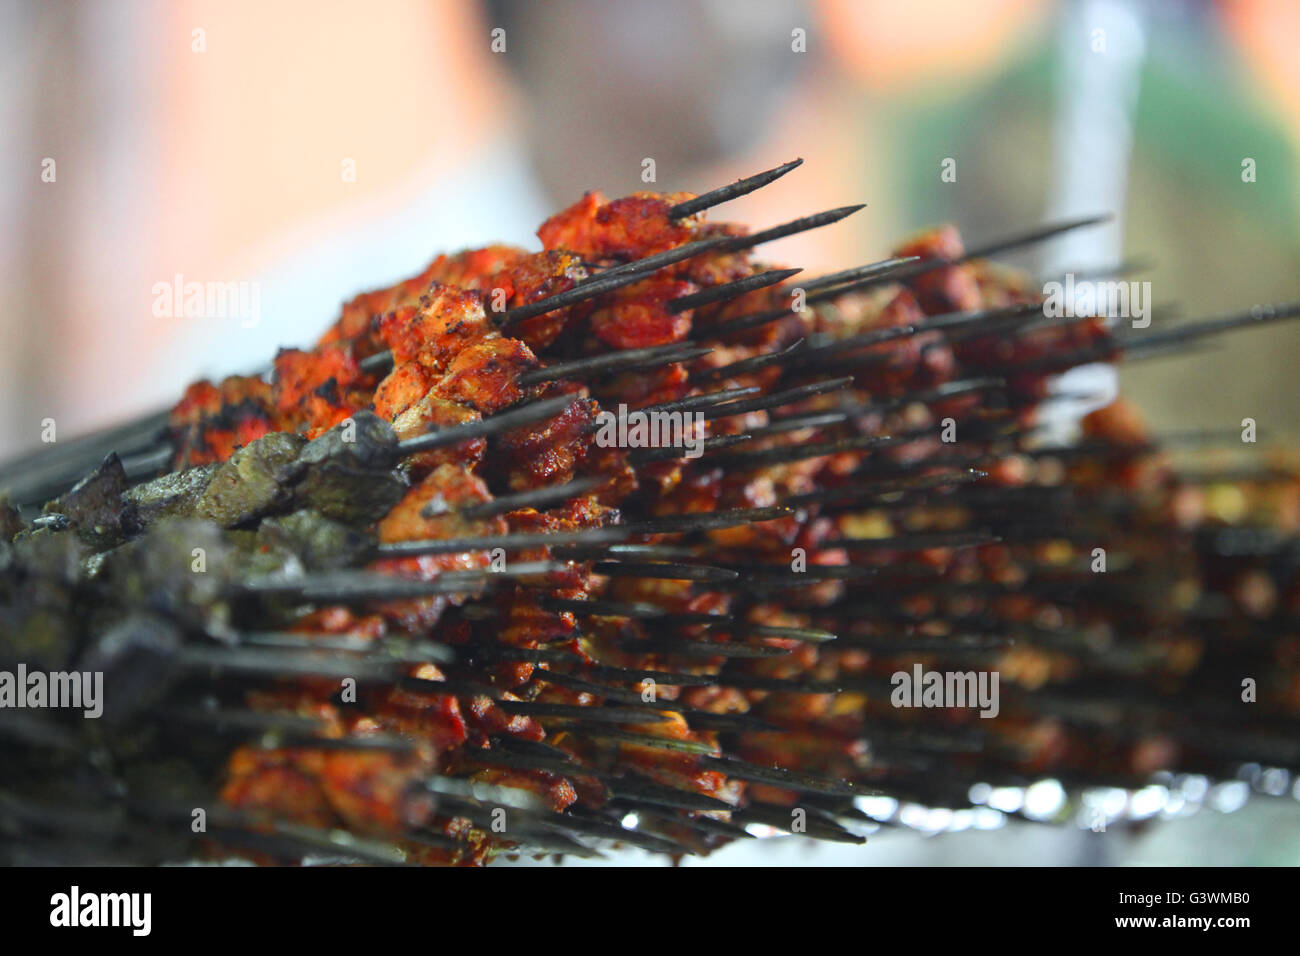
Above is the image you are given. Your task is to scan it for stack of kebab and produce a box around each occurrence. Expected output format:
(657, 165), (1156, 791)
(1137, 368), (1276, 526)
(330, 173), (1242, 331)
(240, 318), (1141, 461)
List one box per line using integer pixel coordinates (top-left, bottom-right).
(2, 159), (1299, 865)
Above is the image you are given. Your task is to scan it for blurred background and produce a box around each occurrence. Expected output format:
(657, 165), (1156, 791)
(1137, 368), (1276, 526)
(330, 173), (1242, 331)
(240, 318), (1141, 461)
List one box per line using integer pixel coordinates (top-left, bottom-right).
(1, 0), (1298, 862)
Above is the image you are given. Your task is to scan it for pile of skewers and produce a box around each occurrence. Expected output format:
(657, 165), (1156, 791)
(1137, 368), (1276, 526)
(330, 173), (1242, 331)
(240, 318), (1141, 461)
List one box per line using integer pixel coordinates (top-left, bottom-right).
(3, 159), (1300, 865)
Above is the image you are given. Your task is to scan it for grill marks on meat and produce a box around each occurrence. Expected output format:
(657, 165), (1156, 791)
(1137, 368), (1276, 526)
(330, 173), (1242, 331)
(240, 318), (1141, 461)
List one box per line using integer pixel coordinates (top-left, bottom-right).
(170, 377), (276, 466)
(538, 191), (699, 261)
(589, 275), (696, 349)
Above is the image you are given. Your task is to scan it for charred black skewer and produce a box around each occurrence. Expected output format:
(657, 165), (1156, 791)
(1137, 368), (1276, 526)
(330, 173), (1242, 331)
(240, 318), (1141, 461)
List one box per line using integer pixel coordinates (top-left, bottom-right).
(666, 267), (802, 314)
(666, 158), (804, 219)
